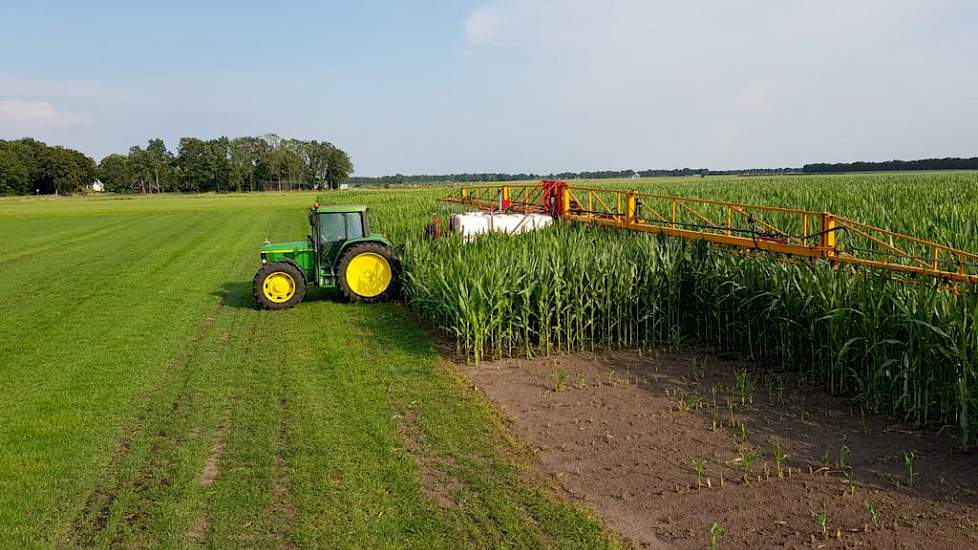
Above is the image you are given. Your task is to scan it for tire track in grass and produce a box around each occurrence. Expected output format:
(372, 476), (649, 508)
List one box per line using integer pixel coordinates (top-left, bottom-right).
(199, 304), (304, 548)
(200, 409), (232, 487)
(174, 209), (308, 549)
(66, 207), (305, 549)
(55, 211), (264, 547)
(60, 299), (225, 548)
(61, 208), (297, 548)
(1, 213), (228, 544)
(3, 207), (281, 547)
(272, 397), (297, 549)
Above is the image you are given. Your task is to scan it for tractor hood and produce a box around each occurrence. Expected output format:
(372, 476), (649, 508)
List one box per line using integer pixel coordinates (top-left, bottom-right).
(259, 241), (312, 254)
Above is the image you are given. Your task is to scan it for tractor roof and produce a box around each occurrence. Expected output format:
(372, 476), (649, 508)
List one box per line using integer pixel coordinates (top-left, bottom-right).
(313, 204), (368, 213)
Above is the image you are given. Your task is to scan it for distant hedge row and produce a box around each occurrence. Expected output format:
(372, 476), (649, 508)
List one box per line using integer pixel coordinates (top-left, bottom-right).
(803, 157), (978, 173)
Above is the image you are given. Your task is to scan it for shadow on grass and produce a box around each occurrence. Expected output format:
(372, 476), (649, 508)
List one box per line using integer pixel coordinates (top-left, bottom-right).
(212, 280), (351, 309)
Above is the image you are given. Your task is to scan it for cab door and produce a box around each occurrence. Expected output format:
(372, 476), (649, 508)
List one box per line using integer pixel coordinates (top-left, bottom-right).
(317, 212), (366, 271)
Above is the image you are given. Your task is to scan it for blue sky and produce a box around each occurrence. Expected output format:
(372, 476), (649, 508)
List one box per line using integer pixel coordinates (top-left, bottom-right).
(2, 1), (977, 176)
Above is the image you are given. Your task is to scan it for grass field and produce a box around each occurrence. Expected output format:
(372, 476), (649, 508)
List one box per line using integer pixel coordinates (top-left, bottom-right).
(3, 171), (978, 548)
(0, 193), (614, 548)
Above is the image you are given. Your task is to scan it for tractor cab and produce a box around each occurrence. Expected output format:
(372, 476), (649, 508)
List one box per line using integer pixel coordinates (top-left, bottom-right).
(253, 203), (398, 309)
(309, 205), (369, 265)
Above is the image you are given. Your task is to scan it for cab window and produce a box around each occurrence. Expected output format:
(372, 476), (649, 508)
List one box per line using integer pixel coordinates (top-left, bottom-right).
(320, 213), (346, 243)
(345, 213), (364, 239)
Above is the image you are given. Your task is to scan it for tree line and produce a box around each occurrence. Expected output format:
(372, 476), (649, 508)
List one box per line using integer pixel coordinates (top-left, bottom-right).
(0, 134), (353, 195)
(0, 138), (97, 195)
(802, 157), (978, 174)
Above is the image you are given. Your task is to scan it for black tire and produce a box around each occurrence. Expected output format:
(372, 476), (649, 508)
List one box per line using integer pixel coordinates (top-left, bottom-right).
(336, 242), (399, 303)
(253, 261), (306, 310)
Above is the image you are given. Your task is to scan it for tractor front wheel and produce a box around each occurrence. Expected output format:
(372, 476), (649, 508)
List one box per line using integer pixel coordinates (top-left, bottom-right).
(337, 243), (398, 303)
(253, 261), (306, 309)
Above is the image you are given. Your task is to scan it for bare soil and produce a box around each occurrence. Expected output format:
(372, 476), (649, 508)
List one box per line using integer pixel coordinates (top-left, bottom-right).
(462, 349), (978, 549)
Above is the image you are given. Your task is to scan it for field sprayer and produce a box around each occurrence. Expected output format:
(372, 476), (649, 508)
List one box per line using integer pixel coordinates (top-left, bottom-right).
(253, 202), (398, 309)
(441, 179), (978, 286)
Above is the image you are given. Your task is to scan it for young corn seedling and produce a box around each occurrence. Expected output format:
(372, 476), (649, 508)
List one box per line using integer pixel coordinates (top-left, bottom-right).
(677, 389), (689, 414)
(903, 450), (917, 487)
(709, 522), (725, 550)
(813, 509), (829, 540)
(864, 500), (879, 529)
(842, 468), (855, 494)
(735, 369), (754, 406)
(736, 445), (759, 485)
(551, 367), (569, 392)
(691, 459), (707, 488)
(574, 372), (587, 389)
(770, 436), (787, 478)
(738, 421), (749, 443)
(821, 449), (832, 469)
(838, 445), (850, 470)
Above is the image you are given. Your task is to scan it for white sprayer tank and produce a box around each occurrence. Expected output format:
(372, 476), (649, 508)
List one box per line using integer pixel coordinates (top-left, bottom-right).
(450, 212), (553, 241)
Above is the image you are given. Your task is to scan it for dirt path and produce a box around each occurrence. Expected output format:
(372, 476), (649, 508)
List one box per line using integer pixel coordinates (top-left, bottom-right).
(463, 349), (978, 549)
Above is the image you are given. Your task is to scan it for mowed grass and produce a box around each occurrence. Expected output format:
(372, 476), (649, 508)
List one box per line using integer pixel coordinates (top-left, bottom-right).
(0, 193), (614, 548)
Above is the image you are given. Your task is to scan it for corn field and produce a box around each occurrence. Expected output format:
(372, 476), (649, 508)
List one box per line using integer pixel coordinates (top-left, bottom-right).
(321, 171), (978, 446)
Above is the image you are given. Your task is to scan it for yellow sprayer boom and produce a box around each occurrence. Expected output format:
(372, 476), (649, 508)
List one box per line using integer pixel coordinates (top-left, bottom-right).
(441, 180), (978, 285)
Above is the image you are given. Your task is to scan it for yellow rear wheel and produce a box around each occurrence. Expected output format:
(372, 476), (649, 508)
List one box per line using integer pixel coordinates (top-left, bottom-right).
(337, 243), (398, 302)
(345, 252), (393, 298)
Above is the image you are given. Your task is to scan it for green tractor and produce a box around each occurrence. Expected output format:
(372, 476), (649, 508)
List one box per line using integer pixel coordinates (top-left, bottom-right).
(253, 203), (398, 309)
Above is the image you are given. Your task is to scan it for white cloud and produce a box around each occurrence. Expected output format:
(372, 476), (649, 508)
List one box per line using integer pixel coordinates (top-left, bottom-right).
(0, 100), (92, 128)
(465, 5), (505, 45)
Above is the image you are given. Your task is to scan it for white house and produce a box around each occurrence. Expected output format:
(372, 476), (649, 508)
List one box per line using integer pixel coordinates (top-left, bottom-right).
(91, 180), (105, 192)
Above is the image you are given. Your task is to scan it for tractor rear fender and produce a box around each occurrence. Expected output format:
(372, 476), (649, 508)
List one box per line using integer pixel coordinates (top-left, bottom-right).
(334, 234), (393, 265)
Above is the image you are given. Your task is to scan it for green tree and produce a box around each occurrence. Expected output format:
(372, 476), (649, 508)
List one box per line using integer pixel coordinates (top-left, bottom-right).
(97, 154), (130, 192)
(42, 146), (96, 194)
(176, 137), (231, 192)
(325, 146), (353, 189)
(0, 140), (30, 195)
(128, 146), (151, 193)
(144, 138), (175, 192)
(9, 138), (48, 194)
(229, 137), (260, 192)
(268, 143), (303, 191)
(297, 140), (332, 189)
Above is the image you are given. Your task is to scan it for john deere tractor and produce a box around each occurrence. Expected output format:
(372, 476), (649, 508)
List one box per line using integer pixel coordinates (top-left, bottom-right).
(253, 203), (398, 309)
